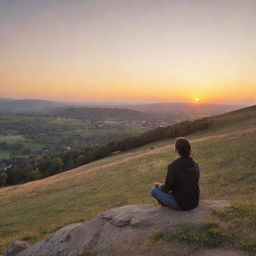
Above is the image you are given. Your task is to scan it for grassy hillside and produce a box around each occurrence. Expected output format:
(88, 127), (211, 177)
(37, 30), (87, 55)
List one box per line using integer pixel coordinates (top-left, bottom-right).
(0, 105), (255, 252)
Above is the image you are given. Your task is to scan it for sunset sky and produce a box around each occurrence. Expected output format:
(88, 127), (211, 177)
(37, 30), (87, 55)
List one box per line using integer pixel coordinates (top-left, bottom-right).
(0, 0), (255, 104)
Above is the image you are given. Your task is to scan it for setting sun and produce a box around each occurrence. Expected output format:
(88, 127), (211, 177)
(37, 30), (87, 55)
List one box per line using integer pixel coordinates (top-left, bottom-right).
(195, 98), (200, 102)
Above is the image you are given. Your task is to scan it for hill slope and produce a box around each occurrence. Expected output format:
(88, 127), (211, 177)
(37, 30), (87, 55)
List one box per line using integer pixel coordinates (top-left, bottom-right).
(0, 105), (255, 252)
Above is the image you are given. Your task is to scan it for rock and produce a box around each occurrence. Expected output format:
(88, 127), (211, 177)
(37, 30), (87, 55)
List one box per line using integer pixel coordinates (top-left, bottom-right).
(17, 218), (107, 256)
(14, 200), (230, 256)
(102, 200), (230, 230)
(94, 222), (135, 253)
(101, 204), (153, 227)
(3, 241), (30, 256)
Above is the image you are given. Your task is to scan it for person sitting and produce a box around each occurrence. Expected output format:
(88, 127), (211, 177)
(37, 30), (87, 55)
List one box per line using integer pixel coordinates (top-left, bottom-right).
(151, 137), (200, 211)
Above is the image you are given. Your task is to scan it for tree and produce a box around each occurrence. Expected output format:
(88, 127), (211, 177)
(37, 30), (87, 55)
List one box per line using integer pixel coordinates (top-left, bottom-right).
(77, 154), (87, 165)
(48, 157), (63, 175)
(0, 172), (7, 187)
(26, 168), (41, 181)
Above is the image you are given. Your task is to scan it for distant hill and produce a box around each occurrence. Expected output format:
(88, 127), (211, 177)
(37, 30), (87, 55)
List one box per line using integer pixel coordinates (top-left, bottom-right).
(51, 106), (158, 121)
(0, 98), (69, 113)
(0, 99), (244, 119)
(116, 102), (244, 117)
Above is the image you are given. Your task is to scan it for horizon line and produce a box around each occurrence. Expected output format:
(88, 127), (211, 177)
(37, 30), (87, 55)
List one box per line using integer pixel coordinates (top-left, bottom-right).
(0, 97), (253, 106)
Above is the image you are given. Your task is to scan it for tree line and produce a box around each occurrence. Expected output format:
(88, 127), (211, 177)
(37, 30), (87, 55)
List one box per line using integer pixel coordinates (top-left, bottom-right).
(0, 117), (212, 187)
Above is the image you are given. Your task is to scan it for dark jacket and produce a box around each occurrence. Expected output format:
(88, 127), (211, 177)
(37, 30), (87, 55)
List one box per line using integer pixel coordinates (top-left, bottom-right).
(160, 156), (200, 210)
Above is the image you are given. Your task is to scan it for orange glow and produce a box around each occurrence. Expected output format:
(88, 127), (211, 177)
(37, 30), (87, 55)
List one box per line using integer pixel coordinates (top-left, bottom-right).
(0, 1), (256, 105)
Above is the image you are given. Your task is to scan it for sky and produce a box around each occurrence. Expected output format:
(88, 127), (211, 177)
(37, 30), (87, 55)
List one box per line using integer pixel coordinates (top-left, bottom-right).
(0, 0), (256, 104)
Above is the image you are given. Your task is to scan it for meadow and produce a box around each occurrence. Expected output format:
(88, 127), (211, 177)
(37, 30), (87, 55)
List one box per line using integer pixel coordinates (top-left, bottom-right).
(0, 105), (255, 253)
(0, 113), (148, 162)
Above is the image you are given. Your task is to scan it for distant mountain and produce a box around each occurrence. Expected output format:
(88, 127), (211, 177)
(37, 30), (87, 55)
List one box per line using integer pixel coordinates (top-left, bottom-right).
(51, 107), (158, 121)
(115, 102), (244, 118)
(51, 102), (245, 122)
(0, 99), (69, 113)
(0, 99), (245, 120)
(0, 98), (16, 101)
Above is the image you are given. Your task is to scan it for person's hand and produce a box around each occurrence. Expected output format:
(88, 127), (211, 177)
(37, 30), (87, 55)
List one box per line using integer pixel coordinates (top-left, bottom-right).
(154, 182), (160, 188)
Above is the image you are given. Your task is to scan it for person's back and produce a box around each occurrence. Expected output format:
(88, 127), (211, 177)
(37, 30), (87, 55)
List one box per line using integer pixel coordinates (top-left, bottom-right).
(164, 156), (200, 210)
(151, 137), (200, 211)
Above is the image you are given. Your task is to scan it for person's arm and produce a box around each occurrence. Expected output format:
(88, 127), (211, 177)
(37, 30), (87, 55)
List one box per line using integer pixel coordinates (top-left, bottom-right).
(160, 164), (176, 193)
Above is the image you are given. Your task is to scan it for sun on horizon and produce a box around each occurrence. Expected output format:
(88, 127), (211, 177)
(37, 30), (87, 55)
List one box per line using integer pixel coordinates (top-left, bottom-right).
(195, 98), (200, 102)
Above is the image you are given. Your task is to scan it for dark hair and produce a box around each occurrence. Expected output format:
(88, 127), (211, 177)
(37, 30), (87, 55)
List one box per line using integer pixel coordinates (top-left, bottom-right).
(175, 137), (191, 157)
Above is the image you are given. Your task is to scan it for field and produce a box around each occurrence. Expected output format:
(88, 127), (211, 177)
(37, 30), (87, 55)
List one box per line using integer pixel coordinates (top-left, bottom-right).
(0, 135), (26, 144)
(0, 114), (149, 163)
(0, 105), (255, 253)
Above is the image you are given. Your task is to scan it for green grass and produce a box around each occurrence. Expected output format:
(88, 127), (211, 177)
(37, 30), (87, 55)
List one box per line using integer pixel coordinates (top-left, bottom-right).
(213, 202), (256, 252)
(0, 105), (255, 253)
(0, 135), (26, 144)
(153, 222), (227, 248)
(153, 202), (256, 252)
(0, 151), (9, 159)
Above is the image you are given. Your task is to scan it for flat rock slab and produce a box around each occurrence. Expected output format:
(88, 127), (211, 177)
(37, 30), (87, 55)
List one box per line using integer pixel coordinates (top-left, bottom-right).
(10, 200), (230, 256)
(101, 200), (229, 230)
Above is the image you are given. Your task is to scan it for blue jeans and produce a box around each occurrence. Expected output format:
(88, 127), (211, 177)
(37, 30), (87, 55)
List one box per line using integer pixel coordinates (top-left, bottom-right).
(151, 187), (181, 210)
